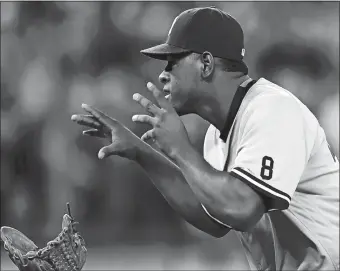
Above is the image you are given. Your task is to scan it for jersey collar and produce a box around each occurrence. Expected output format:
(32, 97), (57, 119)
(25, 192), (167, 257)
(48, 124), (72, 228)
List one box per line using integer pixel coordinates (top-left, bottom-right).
(219, 78), (257, 142)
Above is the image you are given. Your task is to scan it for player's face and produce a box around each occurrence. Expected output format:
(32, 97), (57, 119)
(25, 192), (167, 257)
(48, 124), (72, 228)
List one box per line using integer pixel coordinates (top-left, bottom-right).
(158, 53), (201, 116)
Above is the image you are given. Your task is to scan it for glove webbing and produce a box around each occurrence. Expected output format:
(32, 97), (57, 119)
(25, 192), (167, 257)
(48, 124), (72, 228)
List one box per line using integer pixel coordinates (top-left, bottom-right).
(24, 221), (80, 271)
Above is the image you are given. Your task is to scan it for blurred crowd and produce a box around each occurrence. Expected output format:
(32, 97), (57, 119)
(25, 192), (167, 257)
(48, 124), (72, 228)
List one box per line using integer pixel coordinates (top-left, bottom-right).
(1, 1), (339, 269)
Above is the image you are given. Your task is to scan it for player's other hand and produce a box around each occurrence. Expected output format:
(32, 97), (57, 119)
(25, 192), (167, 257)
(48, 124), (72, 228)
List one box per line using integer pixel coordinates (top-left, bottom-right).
(71, 104), (143, 160)
(132, 82), (191, 159)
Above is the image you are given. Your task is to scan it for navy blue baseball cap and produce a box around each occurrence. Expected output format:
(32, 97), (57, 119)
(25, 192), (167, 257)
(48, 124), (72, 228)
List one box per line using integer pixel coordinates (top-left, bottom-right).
(141, 6), (247, 71)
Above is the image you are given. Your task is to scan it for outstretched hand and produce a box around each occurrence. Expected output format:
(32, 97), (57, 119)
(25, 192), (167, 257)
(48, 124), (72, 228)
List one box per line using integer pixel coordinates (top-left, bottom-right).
(71, 82), (192, 161)
(71, 104), (143, 160)
(132, 82), (191, 159)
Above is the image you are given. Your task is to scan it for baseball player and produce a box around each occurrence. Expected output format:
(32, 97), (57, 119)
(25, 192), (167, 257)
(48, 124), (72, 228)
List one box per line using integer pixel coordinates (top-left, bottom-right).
(71, 7), (339, 270)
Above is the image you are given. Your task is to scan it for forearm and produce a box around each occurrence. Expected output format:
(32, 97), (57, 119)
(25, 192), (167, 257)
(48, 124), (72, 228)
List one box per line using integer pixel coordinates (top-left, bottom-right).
(135, 143), (230, 237)
(172, 145), (263, 230)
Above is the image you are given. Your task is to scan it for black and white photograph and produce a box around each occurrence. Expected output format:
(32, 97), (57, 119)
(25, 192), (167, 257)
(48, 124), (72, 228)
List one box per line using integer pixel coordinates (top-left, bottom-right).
(1, 1), (339, 270)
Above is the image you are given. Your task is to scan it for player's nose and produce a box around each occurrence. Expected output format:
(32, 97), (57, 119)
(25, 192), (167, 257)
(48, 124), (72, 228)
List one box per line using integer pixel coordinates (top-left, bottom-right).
(159, 71), (170, 85)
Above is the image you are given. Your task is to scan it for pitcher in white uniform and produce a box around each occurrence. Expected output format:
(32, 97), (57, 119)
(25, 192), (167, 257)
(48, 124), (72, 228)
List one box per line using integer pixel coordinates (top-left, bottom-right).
(71, 6), (339, 270)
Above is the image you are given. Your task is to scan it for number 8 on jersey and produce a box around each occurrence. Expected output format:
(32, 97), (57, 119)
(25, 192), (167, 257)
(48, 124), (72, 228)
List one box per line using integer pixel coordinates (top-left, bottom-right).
(260, 156), (274, 180)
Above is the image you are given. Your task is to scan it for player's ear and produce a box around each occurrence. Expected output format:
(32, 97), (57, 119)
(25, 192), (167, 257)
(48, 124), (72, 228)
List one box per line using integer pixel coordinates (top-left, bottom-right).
(200, 51), (215, 81)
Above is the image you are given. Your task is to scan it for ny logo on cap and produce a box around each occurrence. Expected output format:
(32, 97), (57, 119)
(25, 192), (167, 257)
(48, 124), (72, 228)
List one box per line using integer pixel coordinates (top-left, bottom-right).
(241, 48), (245, 57)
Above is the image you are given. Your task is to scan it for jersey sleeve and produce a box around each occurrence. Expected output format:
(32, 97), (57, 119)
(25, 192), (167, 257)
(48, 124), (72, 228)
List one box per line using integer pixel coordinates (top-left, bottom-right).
(230, 94), (308, 211)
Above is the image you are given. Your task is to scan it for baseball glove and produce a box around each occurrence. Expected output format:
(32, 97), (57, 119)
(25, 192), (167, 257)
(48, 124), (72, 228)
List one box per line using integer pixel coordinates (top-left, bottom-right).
(1, 203), (87, 271)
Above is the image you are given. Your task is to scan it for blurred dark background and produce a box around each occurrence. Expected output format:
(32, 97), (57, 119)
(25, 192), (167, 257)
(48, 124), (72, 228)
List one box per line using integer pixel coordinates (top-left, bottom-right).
(1, 2), (339, 270)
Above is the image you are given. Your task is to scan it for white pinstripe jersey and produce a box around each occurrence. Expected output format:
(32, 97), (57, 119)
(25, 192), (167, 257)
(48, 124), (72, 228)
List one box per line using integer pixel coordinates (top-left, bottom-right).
(203, 78), (339, 270)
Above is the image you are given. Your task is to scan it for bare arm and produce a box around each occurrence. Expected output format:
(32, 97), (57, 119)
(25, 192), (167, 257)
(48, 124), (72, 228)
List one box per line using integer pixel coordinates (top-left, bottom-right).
(135, 140), (231, 238)
(73, 99), (264, 235)
(135, 128), (264, 233)
(71, 105), (230, 238)
(171, 144), (265, 232)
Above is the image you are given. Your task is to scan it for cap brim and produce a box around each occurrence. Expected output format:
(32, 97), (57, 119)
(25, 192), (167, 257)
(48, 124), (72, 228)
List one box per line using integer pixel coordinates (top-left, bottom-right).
(140, 43), (191, 60)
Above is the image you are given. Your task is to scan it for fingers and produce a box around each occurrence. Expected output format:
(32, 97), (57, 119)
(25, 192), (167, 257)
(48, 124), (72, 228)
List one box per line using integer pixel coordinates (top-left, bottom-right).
(141, 129), (156, 142)
(82, 129), (106, 138)
(81, 104), (113, 128)
(132, 114), (157, 126)
(132, 93), (162, 116)
(146, 82), (173, 112)
(71, 114), (102, 129)
(97, 143), (132, 160)
(72, 114), (110, 137)
(98, 145), (111, 159)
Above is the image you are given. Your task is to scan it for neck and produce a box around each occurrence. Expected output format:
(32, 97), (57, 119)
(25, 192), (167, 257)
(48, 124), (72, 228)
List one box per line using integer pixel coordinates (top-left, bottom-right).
(196, 74), (251, 131)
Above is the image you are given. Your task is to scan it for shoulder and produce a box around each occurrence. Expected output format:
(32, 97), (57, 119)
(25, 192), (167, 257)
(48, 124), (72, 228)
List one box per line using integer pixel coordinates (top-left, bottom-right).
(238, 78), (321, 155)
(249, 78), (300, 109)
(241, 78), (306, 126)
